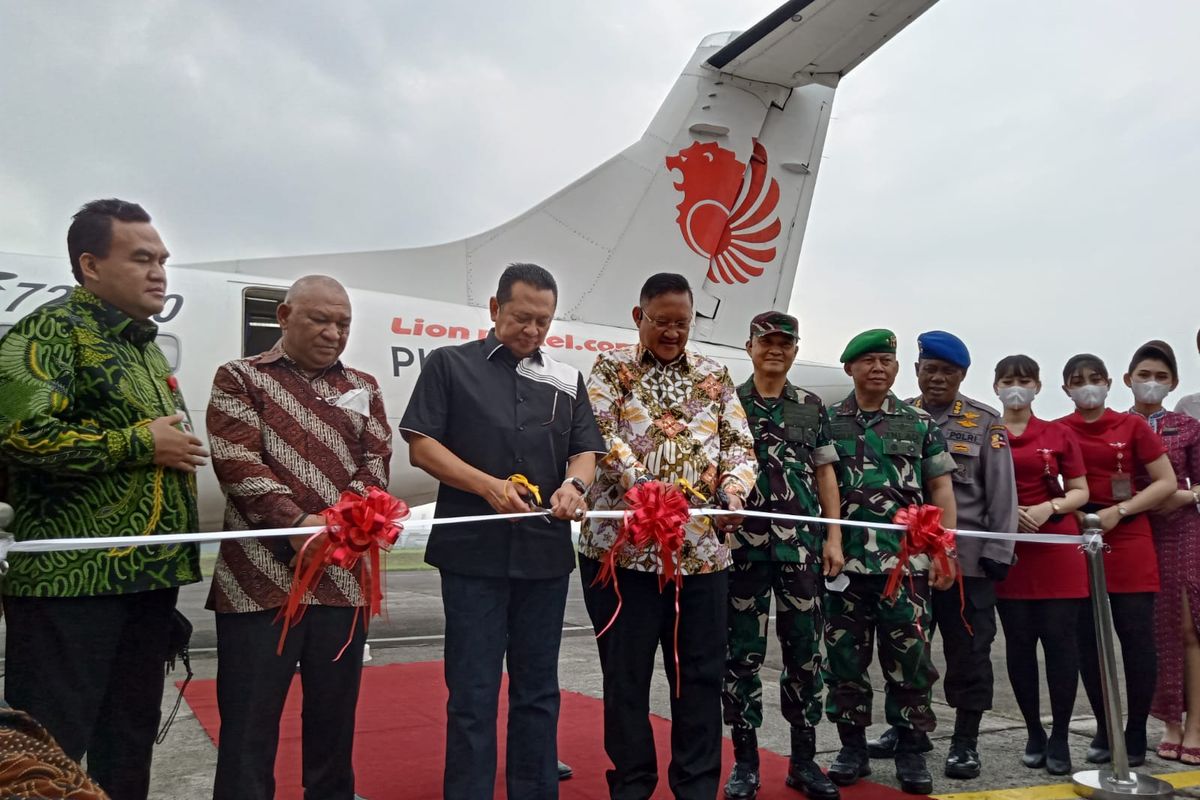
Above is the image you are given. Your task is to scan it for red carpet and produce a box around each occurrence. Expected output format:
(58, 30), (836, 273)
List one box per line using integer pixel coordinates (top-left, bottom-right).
(183, 661), (907, 799)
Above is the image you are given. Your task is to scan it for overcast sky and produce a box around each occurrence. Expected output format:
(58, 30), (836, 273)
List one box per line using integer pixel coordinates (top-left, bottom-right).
(2, 0), (1197, 417)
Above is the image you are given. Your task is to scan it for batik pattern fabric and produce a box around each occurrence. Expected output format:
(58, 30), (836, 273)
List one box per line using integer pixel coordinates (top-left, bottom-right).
(0, 287), (200, 597)
(1144, 410), (1200, 724)
(826, 392), (956, 575)
(0, 707), (109, 799)
(732, 379), (838, 564)
(579, 345), (757, 575)
(205, 344), (392, 613)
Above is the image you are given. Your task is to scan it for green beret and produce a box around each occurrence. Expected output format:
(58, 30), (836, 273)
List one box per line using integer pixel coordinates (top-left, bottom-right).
(840, 328), (898, 363)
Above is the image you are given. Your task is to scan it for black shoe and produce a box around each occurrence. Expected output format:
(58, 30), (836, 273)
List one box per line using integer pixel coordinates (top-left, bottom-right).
(868, 726), (933, 759)
(725, 727), (760, 799)
(895, 752), (934, 795)
(944, 737), (981, 780)
(557, 760), (572, 781)
(1045, 736), (1072, 776)
(1086, 733), (1112, 765)
(785, 726), (839, 800)
(1126, 727), (1147, 767)
(1022, 730), (1047, 768)
(827, 725), (871, 787)
(827, 748), (870, 787)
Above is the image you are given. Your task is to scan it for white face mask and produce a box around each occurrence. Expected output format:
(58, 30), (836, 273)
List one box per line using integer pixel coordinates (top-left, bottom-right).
(998, 385), (1036, 410)
(1131, 380), (1171, 405)
(1070, 383), (1109, 410)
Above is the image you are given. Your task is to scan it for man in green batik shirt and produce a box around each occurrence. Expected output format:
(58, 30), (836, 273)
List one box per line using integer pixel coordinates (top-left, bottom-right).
(0, 199), (208, 800)
(722, 311), (844, 800)
(822, 329), (958, 797)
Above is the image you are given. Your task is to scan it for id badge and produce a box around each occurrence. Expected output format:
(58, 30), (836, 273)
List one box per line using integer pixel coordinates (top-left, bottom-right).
(1111, 472), (1133, 501)
(176, 408), (193, 435)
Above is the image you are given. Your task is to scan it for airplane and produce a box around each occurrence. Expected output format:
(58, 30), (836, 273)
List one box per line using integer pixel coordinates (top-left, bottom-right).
(0, 0), (939, 531)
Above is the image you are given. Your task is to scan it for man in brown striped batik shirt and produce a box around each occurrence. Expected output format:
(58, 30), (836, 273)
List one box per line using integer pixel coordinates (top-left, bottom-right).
(205, 275), (392, 800)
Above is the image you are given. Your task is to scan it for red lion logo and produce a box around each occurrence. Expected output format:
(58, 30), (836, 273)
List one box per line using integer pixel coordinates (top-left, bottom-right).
(664, 139), (781, 284)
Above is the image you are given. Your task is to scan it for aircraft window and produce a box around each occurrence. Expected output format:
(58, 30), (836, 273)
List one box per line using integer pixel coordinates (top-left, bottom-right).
(243, 286), (287, 358)
(156, 332), (181, 373)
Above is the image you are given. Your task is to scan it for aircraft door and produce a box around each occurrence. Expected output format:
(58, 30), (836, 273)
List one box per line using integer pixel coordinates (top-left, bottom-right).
(242, 287), (287, 357)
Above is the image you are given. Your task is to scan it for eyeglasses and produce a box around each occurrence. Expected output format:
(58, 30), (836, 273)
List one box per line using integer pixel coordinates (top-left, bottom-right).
(638, 308), (693, 333)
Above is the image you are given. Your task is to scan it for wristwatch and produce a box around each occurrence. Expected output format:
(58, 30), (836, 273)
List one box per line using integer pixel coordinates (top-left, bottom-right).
(1049, 500), (1062, 514)
(563, 476), (587, 495)
(1116, 504), (1129, 517)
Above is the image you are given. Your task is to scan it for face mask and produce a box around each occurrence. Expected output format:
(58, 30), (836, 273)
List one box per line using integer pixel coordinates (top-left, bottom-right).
(1131, 380), (1170, 405)
(1070, 383), (1109, 410)
(998, 385), (1036, 410)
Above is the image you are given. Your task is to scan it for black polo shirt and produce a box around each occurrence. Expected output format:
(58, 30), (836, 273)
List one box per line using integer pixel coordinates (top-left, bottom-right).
(399, 330), (606, 579)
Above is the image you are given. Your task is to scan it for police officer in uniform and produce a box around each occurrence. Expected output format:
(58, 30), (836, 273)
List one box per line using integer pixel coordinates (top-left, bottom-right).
(868, 331), (1018, 780)
(823, 329), (958, 796)
(722, 312), (843, 800)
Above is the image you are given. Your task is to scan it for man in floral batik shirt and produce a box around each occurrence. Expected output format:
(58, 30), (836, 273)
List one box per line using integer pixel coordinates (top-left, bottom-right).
(0, 199), (206, 800)
(578, 272), (757, 800)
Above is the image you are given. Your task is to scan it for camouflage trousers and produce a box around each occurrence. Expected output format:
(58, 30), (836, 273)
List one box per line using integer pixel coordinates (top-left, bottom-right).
(824, 573), (939, 731)
(722, 560), (824, 729)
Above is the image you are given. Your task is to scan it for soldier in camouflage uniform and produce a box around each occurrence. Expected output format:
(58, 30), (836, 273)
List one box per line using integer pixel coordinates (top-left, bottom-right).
(822, 329), (959, 797)
(869, 331), (1018, 780)
(722, 312), (844, 800)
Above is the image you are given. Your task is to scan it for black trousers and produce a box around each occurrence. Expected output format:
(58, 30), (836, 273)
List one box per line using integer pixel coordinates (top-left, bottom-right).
(579, 556), (727, 800)
(212, 606), (366, 800)
(1076, 592), (1157, 742)
(929, 576), (998, 713)
(440, 570), (570, 800)
(3, 588), (178, 800)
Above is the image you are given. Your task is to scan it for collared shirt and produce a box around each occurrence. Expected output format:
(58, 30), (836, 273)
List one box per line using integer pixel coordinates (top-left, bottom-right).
(827, 391), (956, 575)
(910, 393), (1018, 576)
(399, 330), (606, 579)
(0, 287), (200, 597)
(205, 342), (392, 613)
(732, 379), (838, 564)
(579, 345), (757, 575)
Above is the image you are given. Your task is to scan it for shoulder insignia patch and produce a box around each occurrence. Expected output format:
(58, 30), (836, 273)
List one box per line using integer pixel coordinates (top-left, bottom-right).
(991, 432), (1006, 449)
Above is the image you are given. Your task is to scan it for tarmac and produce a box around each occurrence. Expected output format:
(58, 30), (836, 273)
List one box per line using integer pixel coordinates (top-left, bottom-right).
(4, 561), (1200, 800)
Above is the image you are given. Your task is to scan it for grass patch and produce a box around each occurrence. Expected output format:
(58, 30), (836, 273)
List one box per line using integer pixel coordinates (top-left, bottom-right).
(199, 548), (432, 574)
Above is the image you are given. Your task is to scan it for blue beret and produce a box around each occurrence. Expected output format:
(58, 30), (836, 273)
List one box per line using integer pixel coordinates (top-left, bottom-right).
(917, 330), (970, 369)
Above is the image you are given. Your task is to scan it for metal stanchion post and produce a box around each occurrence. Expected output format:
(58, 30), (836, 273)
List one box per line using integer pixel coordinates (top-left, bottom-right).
(1073, 514), (1174, 799)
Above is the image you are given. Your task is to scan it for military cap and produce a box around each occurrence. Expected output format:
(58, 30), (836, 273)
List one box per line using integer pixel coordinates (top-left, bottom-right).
(840, 328), (897, 363)
(917, 330), (971, 370)
(749, 310), (799, 340)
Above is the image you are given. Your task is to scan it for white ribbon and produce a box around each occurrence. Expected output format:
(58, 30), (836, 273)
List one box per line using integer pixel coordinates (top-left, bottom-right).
(0, 506), (1097, 561)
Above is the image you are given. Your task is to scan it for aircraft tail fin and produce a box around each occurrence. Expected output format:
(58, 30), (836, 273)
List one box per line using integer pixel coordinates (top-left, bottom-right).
(181, 0), (939, 348)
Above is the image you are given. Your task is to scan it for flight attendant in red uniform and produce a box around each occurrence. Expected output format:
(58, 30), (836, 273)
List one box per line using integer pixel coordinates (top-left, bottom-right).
(992, 355), (1090, 775)
(1057, 353), (1177, 766)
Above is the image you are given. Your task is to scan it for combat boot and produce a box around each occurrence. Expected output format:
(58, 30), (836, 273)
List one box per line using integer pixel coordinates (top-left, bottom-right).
(785, 726), (839, 799)
(894, 728), (934, 795)
(724, 726), (760, 799)
(944, 710), (982, 779)
(868, 725), (933, 758)
(826, 724), (871, 787)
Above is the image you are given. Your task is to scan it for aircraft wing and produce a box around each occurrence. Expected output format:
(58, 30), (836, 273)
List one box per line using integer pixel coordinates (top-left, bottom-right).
(705, 0), (938, 88)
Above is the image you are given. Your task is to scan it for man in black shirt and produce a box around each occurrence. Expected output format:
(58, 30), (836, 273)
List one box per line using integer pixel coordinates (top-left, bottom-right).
(400, 263), (606, 800)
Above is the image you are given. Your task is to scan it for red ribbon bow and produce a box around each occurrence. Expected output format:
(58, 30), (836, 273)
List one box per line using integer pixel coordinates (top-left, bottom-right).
(592, 481), (692, 696)
(884, 503), (970, 633)
(277, 487), (410, 658)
